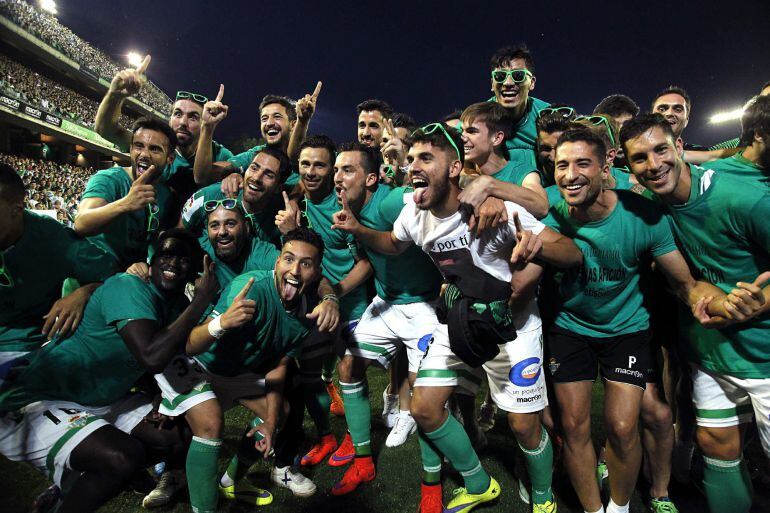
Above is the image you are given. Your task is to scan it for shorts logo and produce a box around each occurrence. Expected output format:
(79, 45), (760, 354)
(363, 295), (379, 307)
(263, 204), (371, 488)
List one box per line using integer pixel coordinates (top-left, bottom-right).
(509, 357), (541, 387)
(628, 356), (637, 368)
(548, 357), (560, 375)
(417, 334), (432, 352)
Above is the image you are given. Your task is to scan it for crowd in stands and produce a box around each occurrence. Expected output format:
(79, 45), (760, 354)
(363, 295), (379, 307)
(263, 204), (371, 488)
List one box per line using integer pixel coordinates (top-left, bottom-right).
(0, 153), (97, 225)
(0, 0), (172, 115)
(0, 53), (136, 130)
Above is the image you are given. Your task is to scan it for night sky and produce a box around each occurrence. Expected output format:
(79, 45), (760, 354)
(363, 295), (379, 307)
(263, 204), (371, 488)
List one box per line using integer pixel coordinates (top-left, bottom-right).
(56, 0), (769, 148)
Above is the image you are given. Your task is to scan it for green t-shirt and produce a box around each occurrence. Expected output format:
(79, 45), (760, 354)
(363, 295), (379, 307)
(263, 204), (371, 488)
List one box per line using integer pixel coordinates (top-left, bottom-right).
(490, 159), (538, 187)
(542, 190), (677, 337)
(702, 152), (769, 192)
(227, 144), (300, 188)
(180, 182), (283, 249)
(303, 191), (368, 321)
(0, 211), (116, 353)
(82, 167), (173, 269)
(357, 186), (441, 304)
(663, 166), (770, 378)
(196, 270), (311, 376)
(161, 141), (233, 199)
(0, 273), (184, 410)
(545, 167), (635, 207)
(488, 95), (550, 170)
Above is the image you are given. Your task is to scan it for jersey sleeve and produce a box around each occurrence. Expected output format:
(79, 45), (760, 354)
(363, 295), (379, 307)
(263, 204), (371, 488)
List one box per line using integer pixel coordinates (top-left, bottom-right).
(181, 185), (214, 230)
(81, 171), (118, 201)
(391, 202), (416, 242)
(377, 186), (406, 225)
(648, 213), (678, 257)
(506, 201), (546, 237)
(226, 146), (260, 173)
(61, 233), (117, 282)
(104, 276), (159, 328)
(214, 142), (235, 161)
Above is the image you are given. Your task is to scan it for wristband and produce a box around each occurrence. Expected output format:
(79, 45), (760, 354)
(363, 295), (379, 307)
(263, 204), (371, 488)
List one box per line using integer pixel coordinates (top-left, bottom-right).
(322, 294), (339, 304)
(208, 316), (226, 339)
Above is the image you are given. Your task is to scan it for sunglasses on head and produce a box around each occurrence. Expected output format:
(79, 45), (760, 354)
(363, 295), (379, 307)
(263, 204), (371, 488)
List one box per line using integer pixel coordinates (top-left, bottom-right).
(146, 203), (160, 234)
(176, 91), (208, 105)
(411, 123), (462, 161)
(538, 106), (575, 119)
(574, 115), (617, 148)
(491, 68), (532, 84)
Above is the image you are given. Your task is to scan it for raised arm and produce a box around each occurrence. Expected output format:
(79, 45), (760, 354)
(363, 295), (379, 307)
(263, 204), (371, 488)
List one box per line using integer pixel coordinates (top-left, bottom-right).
(459, 172), (549, 220)
(74, 165), (159, 236)
(287, 81), (322, 162)
(95, 54), (151, 150)
(194, 84), (230, 185)
(330, 191), (410, 255)
(187, 277), (256, 356)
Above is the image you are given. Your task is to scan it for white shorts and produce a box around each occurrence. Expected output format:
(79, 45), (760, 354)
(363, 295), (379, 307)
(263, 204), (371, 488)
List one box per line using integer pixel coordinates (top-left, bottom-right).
(0, 394), (152, 487)
(347, 296), (438, 373)
(415, 325), (548, 414)
(155, 354), (216, 417)
(691, 364), (770, 455)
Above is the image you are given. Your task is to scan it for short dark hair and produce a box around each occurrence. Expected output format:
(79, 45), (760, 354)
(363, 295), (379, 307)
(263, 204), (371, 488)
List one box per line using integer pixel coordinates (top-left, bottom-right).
(0, 162), (24, 203)
(391, 112), (418, 133)
(594, 94), (640, 118)
(461, 102), (512, 139)
(151, 227), (202, 272)
(410, 123), (464, 166)
(536, 105), (576, 135)
(255, 146), (292, 183)
(651, 86), (691, 114)
(740, 95), (770, 145)
(442, 109), (464, 125)
(490, 44), (535, 74)
(283, 226), (325, 263)
(299, 134), (336, 164)
(356, 99), (393, 118)
(556, 129), (607, 164)
(619, 114), (676, 153)
(259, 95), (297, 122)
(336, 141), (381, 175)
(131, 117), (177, 153)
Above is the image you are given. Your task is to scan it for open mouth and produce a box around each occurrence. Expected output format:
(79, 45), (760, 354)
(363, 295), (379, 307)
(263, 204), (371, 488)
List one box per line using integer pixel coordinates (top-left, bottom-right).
(265, 127), (280, 138)
(216, 237), (234, 249)
(647, 169), (670, 184)
(246, 181), (264, 193)
(500, 88), (520, 100)
(411, 176), (429, 204)
(161, 267), (179, 281)
(282, 275), (300, 302)
(136, 161), (152, 174)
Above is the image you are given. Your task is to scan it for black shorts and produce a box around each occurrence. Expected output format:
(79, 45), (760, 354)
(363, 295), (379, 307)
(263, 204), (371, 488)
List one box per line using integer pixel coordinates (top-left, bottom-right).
(546, 326), (651, 389)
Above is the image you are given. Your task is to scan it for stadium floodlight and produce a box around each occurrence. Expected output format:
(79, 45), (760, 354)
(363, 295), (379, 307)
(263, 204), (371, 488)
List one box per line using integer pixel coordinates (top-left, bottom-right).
(127, 52), (144, 68)
(39, 0), (57, 15)
(710, 108), (744, 124)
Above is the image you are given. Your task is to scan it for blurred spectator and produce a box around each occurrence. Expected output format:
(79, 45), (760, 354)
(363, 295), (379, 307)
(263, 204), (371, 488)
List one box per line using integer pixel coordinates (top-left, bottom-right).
(0, 53), (136, 130)
(0, 152), (101, 226)
(0, 0), (172, 115)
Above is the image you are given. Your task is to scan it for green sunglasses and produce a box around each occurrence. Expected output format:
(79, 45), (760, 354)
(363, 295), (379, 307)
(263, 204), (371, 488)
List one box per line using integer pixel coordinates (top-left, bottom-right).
(491, 68), (532, 84)
(204, 198), (239, 212)
(538, 106), (576, 119)
(412, 123), (462, 161)
(176, 91), (208, 105)
(0, 251), (12, 287)
(146, 203), (160, 234)
(574, 115), (617, 148)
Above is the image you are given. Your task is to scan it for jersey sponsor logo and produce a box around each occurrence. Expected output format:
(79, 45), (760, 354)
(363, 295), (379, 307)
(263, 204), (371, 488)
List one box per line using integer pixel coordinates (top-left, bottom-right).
(417, 333), (432, 352)
(509, 357), (541, 387)
(516, 393), (542, 403)
(548, 357), (560, 375)
(182, 195), (204, 222)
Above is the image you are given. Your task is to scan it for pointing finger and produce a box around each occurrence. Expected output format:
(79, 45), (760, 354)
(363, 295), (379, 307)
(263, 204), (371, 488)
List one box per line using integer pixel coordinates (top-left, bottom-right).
(136, 54), (151, 74)
(311, 81), (322, 99)
(512, 211), (524, 237)
(234, 277), (255, 301)
(340, 189), (350, 211)
(135, 164), (160, 184)
(282, 191), (291, 209)
(214, 84), (224, 103)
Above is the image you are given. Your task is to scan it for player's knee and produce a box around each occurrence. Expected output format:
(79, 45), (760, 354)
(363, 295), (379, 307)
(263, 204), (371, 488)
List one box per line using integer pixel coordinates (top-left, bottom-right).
(336, 356), (355, 382)
(642, 399), (673, 432)
(507, 413), (539, 445)
(560, 412), (590, 442)
(696, 426), (741, 460)
(410, 397), (443, 430)
(606, 417), (639, 450)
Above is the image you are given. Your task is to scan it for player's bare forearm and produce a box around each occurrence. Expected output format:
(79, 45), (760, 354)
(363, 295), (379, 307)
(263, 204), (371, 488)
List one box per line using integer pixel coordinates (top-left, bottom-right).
(335, 257), (372, 297)
(193, 124), (216, 185)
(186, 317), (217, 356)
(94, 91), (131, 150)
(264, 357), (290, 427)
(287, 118), (309, 162)
(354, 226), (407, 256)
(539, 230), (583, 267)
(74, 198), (130, 237)
(489, 179), (549, 219)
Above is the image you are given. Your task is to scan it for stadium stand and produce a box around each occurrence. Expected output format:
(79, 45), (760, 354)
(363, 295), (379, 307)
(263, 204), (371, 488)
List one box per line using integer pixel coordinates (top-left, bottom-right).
(0, 0), (172, 115)
(0, 52), (136, 130)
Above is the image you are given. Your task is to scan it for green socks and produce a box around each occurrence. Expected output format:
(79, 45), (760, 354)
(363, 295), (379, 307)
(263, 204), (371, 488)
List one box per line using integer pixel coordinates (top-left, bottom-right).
(303, 379), (331, 436)
(425, 414), (490, 494)
(340, 380), (372, 456)
(418, 430), (443, 484)
(703, 455), (753, 513)
(187, 436), (222, 513)
(220, 417), (264, 488)
(518, 427), (554, 504)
